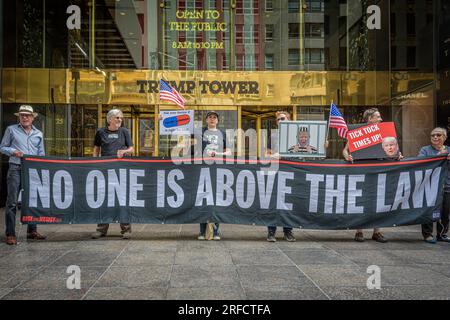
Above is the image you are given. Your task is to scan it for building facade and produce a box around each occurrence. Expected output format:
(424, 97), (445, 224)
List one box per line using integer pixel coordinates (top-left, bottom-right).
(0, 0), (448, 204)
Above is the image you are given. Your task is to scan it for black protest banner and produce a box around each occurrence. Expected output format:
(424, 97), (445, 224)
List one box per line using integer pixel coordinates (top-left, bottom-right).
(20, 156), (447, 230)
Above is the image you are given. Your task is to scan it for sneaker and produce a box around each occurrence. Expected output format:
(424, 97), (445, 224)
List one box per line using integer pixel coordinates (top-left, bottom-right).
(197, 234), (205, 240)
(26, 231), (46, 240)
(267, 232), (276, 242)
(283, 231), (296, 242)
(354, 232), (365, 242)
(213, 235), (221, 241)
(436, 235), (450, 243)
(91, 231), (107, 239)
(424, 236), (437, 244)
(372, 232), (388, 243)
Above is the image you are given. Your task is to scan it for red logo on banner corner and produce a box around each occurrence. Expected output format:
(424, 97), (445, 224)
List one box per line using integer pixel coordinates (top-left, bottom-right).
(347, 122), (397, 153)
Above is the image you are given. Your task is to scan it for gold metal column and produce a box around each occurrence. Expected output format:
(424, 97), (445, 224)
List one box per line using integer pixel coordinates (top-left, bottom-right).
(230, 0), (236, 70)
(299, 0), (304, 69)
(90, 0), (96, 68)
(154, 105), (159, 156)
(237, 105), (242, 156)
(256, 116), (261, 159)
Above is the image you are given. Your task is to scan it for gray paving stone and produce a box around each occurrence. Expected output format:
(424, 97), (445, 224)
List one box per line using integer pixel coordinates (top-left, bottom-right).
(335, 250), (407, 266)
(388, 250), (450, 265)
(1, 288), (87, 300)
(170, 265), (241, 288)
(299, 265), (368, 287)
(0, 267), (41, 288)
(167, 286), (246, 300)
(284, 250), (355, 266)
(18, 266), (107, 289)
(244, 286), (329, 300)
(95, 266), (171, 288)
(401, 285), (450, 300)
(126, 240), (178, 251)
(237, 265), (314, 288)
(0, 288), (12, 299)
(114, 250), (175, 266)
(230, 250), (294, 266)
(380, 266), (450, 286)
(421, 264), (450, 278)
(174, 249), (233, 266)
(84, 287), (167, 300)
(52, 250), (120, 266)
(0, 250), (64, 268)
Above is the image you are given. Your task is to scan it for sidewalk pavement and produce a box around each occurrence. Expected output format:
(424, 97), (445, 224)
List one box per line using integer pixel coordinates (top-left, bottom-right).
(0, 208), (450, 300)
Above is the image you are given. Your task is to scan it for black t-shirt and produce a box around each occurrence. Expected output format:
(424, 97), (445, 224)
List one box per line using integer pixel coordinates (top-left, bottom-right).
(94, 127), (133, 157)
(202, 127), (227, 154)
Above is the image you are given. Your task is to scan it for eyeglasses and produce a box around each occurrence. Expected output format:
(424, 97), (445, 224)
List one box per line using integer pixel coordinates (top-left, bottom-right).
(431, 133), (443, 137)
(115, 117), (123, 120)
(277, 117), (286, 121)
(19, 114), (32, 118)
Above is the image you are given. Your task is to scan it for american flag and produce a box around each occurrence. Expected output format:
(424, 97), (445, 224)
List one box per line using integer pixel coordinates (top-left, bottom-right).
(159, 79), (186, 109)
(329, 103), (348, 138)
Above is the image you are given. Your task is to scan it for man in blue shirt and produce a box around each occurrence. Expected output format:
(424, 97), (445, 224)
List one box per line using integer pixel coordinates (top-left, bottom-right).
(0, 105), (46, 245)
(418, 127), (450, 243)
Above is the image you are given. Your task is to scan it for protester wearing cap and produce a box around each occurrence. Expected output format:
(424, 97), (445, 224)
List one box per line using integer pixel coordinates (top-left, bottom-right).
(0, 105), (46, 245)
(418, 127), (450, 244)
(197, 110), (231, 240)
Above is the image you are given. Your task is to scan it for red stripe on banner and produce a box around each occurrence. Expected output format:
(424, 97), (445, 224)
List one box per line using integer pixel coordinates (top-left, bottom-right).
(23, 156), (447, 168)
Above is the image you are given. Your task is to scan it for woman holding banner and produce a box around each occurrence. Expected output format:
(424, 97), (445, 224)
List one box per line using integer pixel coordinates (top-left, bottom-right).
(418, 127), (450, 244)
(343, 108), (388, 243)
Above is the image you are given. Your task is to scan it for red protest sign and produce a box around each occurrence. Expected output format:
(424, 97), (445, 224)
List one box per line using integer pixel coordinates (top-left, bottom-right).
(347, 122), (397, 153)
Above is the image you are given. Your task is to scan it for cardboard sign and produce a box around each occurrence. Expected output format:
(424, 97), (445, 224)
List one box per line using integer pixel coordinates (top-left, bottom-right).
(347, 122), (398, 160)
(159, 110), (194, 135)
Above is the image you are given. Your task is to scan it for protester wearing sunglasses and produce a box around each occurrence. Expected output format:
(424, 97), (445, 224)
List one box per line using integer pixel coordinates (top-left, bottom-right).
(418, 127), (450, 243)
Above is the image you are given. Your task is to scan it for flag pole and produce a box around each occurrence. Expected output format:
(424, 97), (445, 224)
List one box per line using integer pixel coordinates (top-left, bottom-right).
(325, 99), (333, 144)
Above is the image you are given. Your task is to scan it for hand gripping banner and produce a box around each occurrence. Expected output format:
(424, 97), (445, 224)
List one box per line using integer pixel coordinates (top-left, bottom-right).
(20, 156), (447, 230)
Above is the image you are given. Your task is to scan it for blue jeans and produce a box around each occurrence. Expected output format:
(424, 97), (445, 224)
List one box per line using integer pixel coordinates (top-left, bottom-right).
(268, 226), (292, 235)
(200, 223), (220, 236)
(6, 164), (37, 236)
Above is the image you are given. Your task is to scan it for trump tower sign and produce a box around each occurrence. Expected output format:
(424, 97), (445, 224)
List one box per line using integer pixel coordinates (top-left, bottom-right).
(20, 155), (447, 230)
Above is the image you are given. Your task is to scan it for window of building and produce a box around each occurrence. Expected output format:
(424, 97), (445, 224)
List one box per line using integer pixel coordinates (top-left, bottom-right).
(306, 0), (323, 12)
(236, 54), (244, 70)
(407, 13), (415, 36)
(288, 49), (300, 66)
(305, 48), (324, 64)
(207, 53), (217, 70)
(391, 13), (396, 37)
(266, 0), (273, 12)
(266, 24), (274, 41)
(289, 23), (300, 39)
(305, 23), (323, 38)
(208, 0), (216, 9)
(236, 25), (244, 43)
(265, 54), (274, 70)
(407, 46), (416, 68)
(391, 46), (397, 69)
(288, 0), (299, 13)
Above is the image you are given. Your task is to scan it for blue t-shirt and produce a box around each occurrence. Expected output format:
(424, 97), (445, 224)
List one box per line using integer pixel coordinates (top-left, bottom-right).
(418, 145), (450, 192)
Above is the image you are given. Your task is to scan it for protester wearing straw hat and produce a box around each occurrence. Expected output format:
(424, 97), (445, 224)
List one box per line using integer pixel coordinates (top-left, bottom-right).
(0, 105), (46, 245)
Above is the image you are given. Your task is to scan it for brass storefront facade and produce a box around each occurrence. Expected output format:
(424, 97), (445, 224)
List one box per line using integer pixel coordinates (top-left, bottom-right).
(0, 68), (435, 159)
